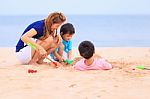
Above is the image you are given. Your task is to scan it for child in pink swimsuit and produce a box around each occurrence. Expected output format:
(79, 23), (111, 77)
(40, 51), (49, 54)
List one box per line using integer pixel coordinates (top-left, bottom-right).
(73, 41), (112, 71)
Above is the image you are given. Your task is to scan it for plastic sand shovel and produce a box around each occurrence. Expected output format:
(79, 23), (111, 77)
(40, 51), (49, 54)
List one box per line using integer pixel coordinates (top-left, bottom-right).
(46, 57), (58, 67)
(63, 59), (73, 65)
(136, 66), (150, 70)
(27, 42), (36, 50)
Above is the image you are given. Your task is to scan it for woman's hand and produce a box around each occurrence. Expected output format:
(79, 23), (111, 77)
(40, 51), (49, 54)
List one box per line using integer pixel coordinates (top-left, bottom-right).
(38, 48), (47, 58)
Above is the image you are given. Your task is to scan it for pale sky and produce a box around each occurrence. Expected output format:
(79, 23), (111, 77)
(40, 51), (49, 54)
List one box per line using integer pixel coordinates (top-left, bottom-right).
(0, 0), (150, 15)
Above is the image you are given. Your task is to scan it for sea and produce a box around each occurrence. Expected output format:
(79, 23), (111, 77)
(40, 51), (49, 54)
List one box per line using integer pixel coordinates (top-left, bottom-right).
(0, 15), (150, 47)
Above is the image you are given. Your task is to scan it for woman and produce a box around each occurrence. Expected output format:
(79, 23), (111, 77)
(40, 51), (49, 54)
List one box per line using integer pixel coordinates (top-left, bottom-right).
(16, 12), (66, 65)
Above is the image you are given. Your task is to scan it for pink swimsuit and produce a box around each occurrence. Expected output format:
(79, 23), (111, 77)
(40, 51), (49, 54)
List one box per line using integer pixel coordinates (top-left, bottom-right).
(74, 58), (112, 71)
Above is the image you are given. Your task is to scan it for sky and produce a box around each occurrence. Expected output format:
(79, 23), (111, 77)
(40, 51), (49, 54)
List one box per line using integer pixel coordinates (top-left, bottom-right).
(0, 0), (150, 15)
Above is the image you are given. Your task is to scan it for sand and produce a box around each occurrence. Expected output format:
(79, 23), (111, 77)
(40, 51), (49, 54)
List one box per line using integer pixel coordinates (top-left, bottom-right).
(0, 47), (150, 99)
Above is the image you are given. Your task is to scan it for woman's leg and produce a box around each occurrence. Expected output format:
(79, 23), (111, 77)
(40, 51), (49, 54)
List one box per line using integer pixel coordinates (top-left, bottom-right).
(29, 36), (58, 65)
(16, 46), (32, 65)
(37, 45), (56, 64)
(28, 40), (43, 65)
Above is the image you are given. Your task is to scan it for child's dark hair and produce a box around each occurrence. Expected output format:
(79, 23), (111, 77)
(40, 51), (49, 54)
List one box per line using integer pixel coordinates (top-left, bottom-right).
(78, 41), (95, 59)
(60, 23), (75, 35)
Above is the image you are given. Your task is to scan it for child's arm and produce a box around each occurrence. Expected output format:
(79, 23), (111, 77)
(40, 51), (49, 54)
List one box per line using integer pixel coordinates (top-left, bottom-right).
(67, 40), (73, 60)
(53, 42), (64, 62)
(99, 59), (113, 70)
(67, 50), (72, 60)
(53, 51), (64, 62)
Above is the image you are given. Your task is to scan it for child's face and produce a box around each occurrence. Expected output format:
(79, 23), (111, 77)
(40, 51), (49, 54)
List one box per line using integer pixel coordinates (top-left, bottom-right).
(62, 33), (73, 41)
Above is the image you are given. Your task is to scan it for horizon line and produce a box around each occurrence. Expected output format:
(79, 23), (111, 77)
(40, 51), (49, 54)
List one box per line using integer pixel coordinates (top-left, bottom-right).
(0, 14), (150, 16)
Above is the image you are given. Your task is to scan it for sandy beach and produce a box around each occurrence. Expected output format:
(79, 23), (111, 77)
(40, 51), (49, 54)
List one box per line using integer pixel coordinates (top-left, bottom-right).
(0, 47), (150, 99)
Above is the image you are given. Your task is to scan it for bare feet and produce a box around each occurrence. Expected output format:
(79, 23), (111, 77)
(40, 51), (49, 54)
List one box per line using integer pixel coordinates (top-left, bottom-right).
(37, 61), (50, 66)
(28, 61), (39, 66)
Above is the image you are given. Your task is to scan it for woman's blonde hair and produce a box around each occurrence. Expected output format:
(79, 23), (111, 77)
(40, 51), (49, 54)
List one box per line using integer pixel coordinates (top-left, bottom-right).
(44, 12), (66, 36)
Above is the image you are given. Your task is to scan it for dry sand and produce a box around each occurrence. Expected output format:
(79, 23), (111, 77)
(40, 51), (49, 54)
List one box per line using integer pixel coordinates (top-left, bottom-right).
(0, 47), (150, 99)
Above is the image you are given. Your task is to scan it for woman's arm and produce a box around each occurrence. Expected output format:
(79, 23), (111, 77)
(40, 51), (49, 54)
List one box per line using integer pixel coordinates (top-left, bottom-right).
(21, 28), (46, 55)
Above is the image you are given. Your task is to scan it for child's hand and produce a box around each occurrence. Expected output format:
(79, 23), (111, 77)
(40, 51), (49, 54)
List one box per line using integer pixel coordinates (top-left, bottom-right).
(63, 59), (73, 65)
(72, 57), (83, 65)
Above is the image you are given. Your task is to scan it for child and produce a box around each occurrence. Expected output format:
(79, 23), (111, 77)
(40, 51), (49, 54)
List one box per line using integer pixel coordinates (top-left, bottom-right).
(50, 23), (75, 62)
(73, 41), (112, 71)
(15, 12), (66, 65)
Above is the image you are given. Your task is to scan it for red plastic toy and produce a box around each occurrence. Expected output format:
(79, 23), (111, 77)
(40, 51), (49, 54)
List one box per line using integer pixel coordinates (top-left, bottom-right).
(28, 69), (37, 73)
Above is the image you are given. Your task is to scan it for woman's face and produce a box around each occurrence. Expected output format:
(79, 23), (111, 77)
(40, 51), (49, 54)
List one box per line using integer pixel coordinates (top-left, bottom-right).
(51, 23), (61, 31)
